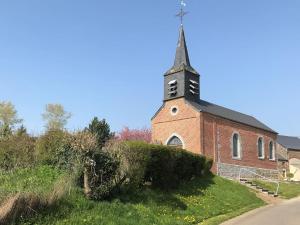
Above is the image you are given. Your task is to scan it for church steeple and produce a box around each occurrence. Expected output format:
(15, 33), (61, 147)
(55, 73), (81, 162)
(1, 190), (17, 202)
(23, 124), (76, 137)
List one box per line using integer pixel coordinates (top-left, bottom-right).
(165, 26), (198, 76)
(174, 25), (190, 67)
(163, 26), (200, 102)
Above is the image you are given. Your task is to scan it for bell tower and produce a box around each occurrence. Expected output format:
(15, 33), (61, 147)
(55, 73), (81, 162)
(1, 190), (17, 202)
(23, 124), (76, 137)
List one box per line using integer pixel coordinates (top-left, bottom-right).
(164, 25), (200, 103)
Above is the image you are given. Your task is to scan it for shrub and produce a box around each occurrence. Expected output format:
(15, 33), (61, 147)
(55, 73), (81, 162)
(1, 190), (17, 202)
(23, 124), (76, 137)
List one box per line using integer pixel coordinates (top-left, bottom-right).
(0, 134), (36, 171)
(173, 150), (206, 180)
(121, 141), (151, 189)
(69, 131), (98, 198)
(35, 130), (118, 200)
(35, 130), (72, 168)
(126, 142), (213, 190)
(104, 140), (150, 191)
(88, 151), (119, 200)
(151, 147), (175, 188)
(203, 158), (213, 174)
(69, 131), (121, 200)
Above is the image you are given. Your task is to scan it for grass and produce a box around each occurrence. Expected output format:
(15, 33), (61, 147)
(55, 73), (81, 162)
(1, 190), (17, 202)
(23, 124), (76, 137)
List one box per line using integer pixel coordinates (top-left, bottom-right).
(17, 174), (264, 225)
(253, 180), (300, 199)
(0, 165), (65, 203)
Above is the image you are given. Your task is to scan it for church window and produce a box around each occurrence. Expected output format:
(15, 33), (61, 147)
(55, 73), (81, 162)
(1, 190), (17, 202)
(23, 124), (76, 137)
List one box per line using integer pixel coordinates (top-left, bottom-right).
(232, 133), (241, 159)
(167, 135), (183, 148)
(269, 141), (275, 160)
(171, 106), (178, 115)
(258, 137), (264, 159)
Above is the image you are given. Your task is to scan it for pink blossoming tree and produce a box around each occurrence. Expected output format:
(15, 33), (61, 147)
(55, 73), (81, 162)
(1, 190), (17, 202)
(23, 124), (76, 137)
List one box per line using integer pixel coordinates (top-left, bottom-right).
(118, 127), (152, 143)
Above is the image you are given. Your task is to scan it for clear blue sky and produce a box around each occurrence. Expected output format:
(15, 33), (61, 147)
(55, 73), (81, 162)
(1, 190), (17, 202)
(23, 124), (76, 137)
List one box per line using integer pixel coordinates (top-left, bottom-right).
(0, 0), (299, 136)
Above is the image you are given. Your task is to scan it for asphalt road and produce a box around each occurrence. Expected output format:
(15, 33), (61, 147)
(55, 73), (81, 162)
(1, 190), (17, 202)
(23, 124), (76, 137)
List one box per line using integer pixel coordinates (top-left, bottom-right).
(222, 197), (300, 225)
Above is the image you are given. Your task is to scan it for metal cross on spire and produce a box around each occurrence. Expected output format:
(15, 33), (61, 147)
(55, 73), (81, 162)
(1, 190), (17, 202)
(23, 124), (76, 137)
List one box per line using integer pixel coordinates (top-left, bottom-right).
(176, 0), (188, 26)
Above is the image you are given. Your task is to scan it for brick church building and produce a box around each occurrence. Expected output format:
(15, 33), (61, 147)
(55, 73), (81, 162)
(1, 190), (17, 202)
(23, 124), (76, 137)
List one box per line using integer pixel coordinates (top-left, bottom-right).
(151, 26), (278, 177)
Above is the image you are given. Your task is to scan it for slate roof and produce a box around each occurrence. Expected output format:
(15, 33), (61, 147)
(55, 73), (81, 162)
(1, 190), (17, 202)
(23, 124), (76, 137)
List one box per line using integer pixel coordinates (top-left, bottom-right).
(187, 99), (277, 133)
(165, 26), (198, 76)
(277, 135), (300, 151)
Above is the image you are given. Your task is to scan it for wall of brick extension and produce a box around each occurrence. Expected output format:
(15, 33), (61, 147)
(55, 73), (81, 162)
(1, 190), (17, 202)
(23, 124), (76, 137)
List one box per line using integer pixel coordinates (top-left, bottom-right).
(276, 143), (289, 178)
(276, 144), (289, 160)
(152, 98), (278, 178)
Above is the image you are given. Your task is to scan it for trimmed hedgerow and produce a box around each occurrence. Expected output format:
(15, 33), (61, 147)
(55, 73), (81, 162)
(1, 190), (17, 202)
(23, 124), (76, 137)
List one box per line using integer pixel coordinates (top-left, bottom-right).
(126, 141), (213, 190)
(104, 140), (151, 192)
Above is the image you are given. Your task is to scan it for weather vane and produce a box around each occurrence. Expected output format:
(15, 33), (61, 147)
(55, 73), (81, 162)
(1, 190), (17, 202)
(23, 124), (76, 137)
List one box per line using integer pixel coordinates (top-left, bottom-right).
(176, 0), (188, 26)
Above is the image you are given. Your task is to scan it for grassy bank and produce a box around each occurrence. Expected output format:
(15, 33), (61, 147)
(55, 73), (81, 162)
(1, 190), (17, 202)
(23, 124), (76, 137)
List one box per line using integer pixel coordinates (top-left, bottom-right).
(253, 180), (300, 199)
(18, 174), (264, 225)
(0, 166), (65, 203)
(0, 166), (70, 225)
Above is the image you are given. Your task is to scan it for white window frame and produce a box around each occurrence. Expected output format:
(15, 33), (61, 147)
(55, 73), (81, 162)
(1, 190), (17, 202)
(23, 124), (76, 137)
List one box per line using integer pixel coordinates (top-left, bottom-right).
(257, 137), (265, 159)
(269, 141), (275, 161)
(165, 133), (185, 149)
(232, 132), (242, 160)
(170, 106), (179, 116)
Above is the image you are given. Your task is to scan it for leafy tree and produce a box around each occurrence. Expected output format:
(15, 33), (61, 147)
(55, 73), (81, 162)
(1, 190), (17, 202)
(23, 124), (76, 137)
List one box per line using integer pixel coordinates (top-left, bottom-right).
(0, 124), (12, 139)
(35, 129), (71, 166)
(70, 131), (118, 200)
(118, 127), (152, 143)
(0, 133), (36, 170)
(16, 124), (28, 136)
(0, 101), (23, 130)
(85, 117), (114, 149)
(69, 131), (98, 198)
(42, 104), (71, 131)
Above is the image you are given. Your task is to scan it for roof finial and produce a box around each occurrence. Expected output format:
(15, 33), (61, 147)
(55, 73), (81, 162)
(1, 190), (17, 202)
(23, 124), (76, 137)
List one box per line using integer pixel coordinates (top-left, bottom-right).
(176, 0), (188, 26)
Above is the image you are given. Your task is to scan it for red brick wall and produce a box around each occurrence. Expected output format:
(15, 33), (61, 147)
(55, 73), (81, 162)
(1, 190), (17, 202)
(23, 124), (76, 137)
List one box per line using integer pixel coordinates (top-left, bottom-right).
(152, 98), (201, 154)
(202, 112), (277, 171)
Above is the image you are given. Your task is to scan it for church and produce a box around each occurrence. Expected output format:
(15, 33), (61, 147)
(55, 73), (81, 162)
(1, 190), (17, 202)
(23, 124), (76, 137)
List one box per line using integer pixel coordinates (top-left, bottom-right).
(151, 25), (279, 178)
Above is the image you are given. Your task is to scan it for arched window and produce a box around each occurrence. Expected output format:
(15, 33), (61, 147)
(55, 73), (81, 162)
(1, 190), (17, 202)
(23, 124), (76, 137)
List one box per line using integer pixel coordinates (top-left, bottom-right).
(167, 136), (183, 148)
(258, 137), (264, 159)
(232, 133), (241, 159)
(269, 141), (275, 160)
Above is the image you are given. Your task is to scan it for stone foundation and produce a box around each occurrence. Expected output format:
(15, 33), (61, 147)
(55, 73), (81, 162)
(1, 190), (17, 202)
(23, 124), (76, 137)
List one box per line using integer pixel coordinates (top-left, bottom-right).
(217, 163), (279, 180)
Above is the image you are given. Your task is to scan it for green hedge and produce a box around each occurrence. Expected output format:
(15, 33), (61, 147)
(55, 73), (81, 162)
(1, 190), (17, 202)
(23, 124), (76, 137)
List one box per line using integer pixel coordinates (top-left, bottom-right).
(126, 142), (213, 190)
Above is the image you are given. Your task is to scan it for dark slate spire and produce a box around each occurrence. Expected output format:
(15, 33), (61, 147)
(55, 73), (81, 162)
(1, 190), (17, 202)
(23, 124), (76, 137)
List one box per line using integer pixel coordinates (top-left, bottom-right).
(174, 25), (190, 67)
(165, 26), (198, 75)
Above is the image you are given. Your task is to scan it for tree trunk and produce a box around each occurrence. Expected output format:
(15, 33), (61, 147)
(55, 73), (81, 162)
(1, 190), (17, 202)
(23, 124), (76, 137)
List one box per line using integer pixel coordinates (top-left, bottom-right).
(83, 167), (91, 198)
